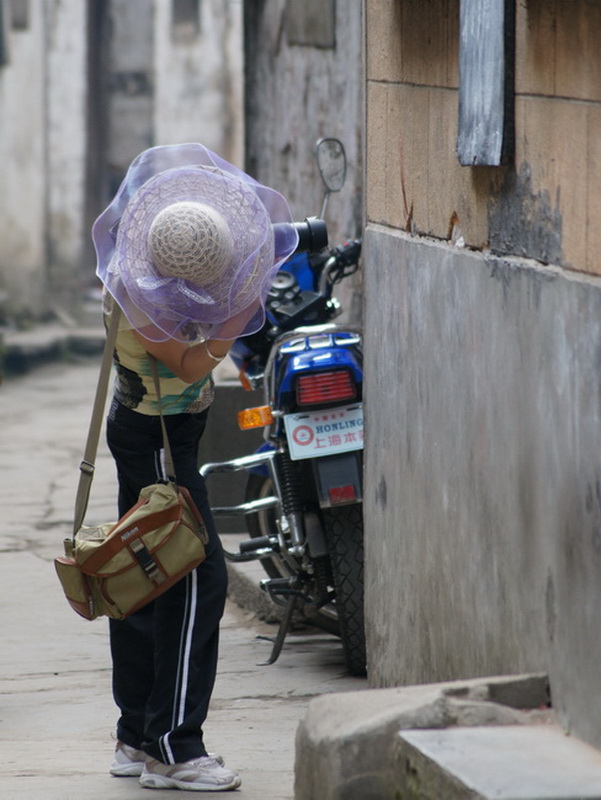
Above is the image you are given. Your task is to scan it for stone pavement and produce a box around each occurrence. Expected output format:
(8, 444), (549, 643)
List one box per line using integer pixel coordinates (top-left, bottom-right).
(0, 357), (365, 800)
(6, 331), (601, 799)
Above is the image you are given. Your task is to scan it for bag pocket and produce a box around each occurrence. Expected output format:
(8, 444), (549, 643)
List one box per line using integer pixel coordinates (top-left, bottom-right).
(54, 554), (98, 620)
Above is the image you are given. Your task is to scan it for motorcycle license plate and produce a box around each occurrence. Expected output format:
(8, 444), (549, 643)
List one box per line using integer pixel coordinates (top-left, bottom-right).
(283, 403), (363, 461)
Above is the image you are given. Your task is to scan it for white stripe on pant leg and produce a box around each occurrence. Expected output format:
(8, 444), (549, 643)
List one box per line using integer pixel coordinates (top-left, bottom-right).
(176, 570), (198, 725)
(170, 572), (192, 729)
(159, 571), (198, 764)
(160, 733), (175, 765)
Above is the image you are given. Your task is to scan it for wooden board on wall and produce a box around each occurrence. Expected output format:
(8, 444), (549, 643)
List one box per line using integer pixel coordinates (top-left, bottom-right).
(457, 0), (515, 166)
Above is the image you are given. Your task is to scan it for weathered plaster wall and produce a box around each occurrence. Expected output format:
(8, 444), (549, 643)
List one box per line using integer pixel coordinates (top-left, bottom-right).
(104, 0), (154, 195)
(0, 3), (47, 319)
(94, 0), (244, 228)
(154, 0), (243, 167)
(104, 0), (243, 193)
(514, 0), (601, 274)
(0, 0), (244, 324)
(364, 227), (601, 747)
(244, 0), (363, 255)
(45, 0), (87, 309)
(0, 1), (87, 320)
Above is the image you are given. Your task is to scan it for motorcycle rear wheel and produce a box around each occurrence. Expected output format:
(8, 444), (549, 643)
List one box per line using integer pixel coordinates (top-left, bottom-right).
(322, 504), (367, 677)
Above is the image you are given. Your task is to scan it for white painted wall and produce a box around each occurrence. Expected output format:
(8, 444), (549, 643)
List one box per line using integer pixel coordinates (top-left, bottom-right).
(154, 0), (243, 167)
(0, 0), (244, 325)
(106, 0), (154, 177)
(0, 0), (87, 320)
(0, 1), (46, 319)
(45, 0), (88, 304)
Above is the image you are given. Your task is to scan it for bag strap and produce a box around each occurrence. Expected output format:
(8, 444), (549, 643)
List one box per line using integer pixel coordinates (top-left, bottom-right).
(72, 307), (177, 537)
(73, 305), (121, 536)
(148, 355), (176, 482)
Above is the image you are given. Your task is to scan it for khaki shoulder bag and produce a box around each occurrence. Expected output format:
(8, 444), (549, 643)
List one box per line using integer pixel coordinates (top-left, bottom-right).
(55, 308), (209, 620)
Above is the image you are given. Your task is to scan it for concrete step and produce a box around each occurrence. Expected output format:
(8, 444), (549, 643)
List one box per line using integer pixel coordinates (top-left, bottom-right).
(295, 673), (601, 800)
(1, 324), (105, 376)
(398, 725), (601, 800)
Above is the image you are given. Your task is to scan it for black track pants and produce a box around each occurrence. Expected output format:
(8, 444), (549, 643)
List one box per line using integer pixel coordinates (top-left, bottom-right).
(106, 399), (228, 764)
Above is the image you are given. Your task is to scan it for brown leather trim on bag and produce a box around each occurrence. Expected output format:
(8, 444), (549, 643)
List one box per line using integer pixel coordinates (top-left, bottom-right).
(80, 503), (183, 574)
(178, 486), (210, 544)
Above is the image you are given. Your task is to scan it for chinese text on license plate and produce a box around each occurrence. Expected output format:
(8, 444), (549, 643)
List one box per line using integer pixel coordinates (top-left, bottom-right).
(284, 404), (363, 461)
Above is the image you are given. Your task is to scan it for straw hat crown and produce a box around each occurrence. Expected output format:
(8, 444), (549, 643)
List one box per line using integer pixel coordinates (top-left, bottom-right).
(148, 201), (234, 283)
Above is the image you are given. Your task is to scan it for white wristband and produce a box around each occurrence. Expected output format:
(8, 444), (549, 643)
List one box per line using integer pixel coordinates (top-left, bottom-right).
(204, 340), (226, 363)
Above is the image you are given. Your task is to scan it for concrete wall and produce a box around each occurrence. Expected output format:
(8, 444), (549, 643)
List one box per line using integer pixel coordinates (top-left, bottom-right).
(364, 229), (601, 746)
(364, 0), (601, 748)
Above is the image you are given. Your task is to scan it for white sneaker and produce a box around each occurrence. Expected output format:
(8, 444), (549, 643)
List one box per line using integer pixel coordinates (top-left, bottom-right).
(110, 741), (148, 777)
(111, 740), (225, 779)
(139, 755), (241, 791)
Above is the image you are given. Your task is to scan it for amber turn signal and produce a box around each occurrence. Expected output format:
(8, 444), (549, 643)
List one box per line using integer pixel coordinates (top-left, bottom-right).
(237, 406), (274, 430)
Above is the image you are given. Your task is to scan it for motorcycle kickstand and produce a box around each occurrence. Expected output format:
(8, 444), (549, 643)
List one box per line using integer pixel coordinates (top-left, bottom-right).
(256, 594), (299, 666)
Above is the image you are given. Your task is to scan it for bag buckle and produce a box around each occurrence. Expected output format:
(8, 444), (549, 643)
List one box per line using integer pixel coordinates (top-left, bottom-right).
(130, 539), (166, 585)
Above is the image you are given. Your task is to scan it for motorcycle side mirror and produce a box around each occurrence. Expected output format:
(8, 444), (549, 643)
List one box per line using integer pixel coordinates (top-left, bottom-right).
(315, 137), (347, 219)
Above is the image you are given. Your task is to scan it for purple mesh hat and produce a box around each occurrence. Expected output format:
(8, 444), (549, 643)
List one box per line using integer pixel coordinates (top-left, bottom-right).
(92, 143), (299, 341)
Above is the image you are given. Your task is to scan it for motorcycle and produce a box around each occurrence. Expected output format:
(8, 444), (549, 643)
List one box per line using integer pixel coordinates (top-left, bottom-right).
(200, 138), (365, 676)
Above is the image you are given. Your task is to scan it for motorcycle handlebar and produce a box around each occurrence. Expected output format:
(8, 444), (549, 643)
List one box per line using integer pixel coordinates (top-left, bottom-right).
(317, 238), (362, 291)
(333, 238), (362, 266)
